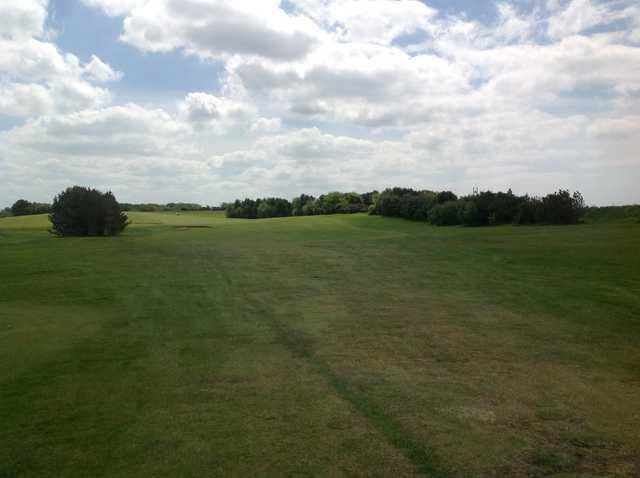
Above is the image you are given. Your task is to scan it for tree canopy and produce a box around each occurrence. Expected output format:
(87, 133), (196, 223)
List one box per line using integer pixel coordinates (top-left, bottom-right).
(49, 186), (129, 236)
(225, 188), (585, 226)
(10, 199), (51, 216)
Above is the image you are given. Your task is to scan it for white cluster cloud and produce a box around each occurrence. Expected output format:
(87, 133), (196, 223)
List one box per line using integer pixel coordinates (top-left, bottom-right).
(293, 0), (437, 45)
(84, 55), (124, 82)
(8, 104), (190, 157)
(0, 0), (48, 40)
(1, 0), (639, 206)
(180, 92), (256, 134)
(80, 0), (141, 17)
(0, 83), (53, 118)
(83, 0), (322, 60)
(250, 117), (282, 134)
(0, 0), (120, 118)
(547, 0), (611, 39)
(224, 41), (472, 128)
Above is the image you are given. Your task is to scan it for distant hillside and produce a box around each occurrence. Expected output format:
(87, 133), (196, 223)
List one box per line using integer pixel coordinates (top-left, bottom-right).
(583, 205), (640, 224)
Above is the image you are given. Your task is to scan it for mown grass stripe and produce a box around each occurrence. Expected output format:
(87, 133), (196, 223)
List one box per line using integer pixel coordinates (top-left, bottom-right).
(264, 310), (447, 477)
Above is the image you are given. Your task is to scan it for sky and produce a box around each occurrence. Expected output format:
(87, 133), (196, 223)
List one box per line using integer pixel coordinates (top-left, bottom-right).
(1, 0), (639, 206)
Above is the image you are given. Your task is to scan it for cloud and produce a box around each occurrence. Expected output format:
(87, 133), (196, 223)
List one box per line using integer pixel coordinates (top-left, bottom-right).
(2, 0), (640, 206)
(470, 35), (640, 107)
(0, 0), (48, 40)
(84, 0), (323, 60)
(0, 83), (53, 117)
(7, 103), (191, 157)
(0, 39), (82, 82)
(546, 0), (640, 42)
(0, 39), (112, 115)
(493, 3), (536, 43)
(80, 0), (140, 17)
(250, 117), (282, 134)
(224, 40), (472, 128)
(222, 26), (640, 132)
(587, 116), (640, 139)
(0, 2), (115, 117)
(295, 0), (437, 45)
(255, 127), (375, 162)
(547, 0), (609, 39)
(84, 55), (123, 82)
(180, 92), (256, 134)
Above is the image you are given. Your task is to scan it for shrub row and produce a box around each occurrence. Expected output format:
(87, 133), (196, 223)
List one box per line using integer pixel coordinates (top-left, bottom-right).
(120, 203), (221, 212)
(9, 199), (52, 216)
(370, 188), (585, 226)
(225, 192), (377, 219)
(226, 188), (585, 226)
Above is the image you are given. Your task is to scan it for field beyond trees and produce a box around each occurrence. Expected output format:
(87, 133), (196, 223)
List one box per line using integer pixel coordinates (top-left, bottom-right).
(1, 212), (639, 477)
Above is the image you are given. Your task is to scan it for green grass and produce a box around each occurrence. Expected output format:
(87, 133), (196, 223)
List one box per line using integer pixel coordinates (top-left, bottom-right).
(583, 205), (640, 224)
(1, 211), (639, 477)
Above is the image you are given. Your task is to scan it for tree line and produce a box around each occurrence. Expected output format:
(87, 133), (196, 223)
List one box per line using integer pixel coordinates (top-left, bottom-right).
(6, 199), (52, 217)
(1, 185), (587, 237)
(2, 200), (222, 218)
(121, 203), (223, 212)
(225, 191), (377, 219)
(225, 188), (585, 226)
(370, 188), (585, 226)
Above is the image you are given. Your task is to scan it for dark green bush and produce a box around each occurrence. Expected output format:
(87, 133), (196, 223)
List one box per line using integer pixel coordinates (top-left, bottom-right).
(370, 188), (437, 220)
(436, 191), (458, 204)
(428, 200), (464, 226)
(514, 197), (544, 225)
(541, 190), (584, 225)
(459, 200), (482, 226)
(291, 194), (315, 216)
(49, 186), (129, 236)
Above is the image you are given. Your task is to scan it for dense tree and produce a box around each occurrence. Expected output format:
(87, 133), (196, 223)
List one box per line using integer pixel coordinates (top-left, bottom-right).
(121, 203), (217, 212)
(302, 200), (320, 216)
(369, 188), (437, 220)
(9, 199), (51, 216)
(226, 192), (367, 219)
(513, 196), (544, 225)
(360, 191), (379, 207)
(541, 190), (584, 225)
(225, 188), (585, 226)
(317, 192), (344, 214)
(458, 191), (520, 226)
(226, 198), (259, 219)
(256, 198), (292, 218)
(428, 200), (463, 226)
(455, 189), (584, 227)
(292, 194), (315, 216)
(49, 186), (129, 236)
(458, 200), (482, 226)
(339, 192), (367, 213)
(436, 191), (458, 204)
(226, 197), (292, 219)
(166, 203), (204, 211)
(11, 199), (33, 216)
(31, 203), (52, 215)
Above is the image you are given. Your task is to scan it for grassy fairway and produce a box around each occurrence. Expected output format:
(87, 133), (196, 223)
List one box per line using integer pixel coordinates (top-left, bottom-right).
(1, 212), (639, 477)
